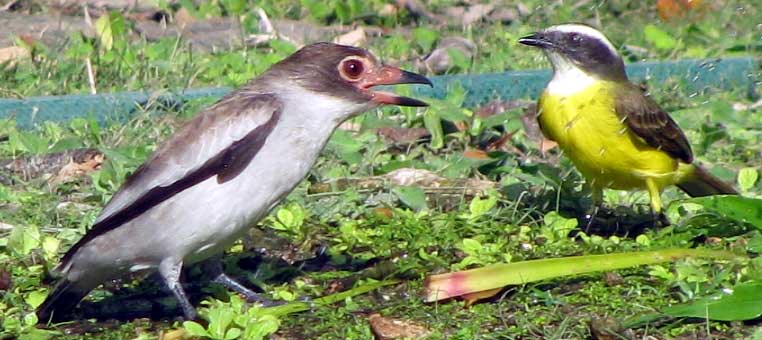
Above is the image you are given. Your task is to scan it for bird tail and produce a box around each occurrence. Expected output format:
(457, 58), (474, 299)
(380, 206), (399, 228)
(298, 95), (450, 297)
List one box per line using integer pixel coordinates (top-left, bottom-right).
(37, 278), (91, 323)
(676, 164), (738, 197)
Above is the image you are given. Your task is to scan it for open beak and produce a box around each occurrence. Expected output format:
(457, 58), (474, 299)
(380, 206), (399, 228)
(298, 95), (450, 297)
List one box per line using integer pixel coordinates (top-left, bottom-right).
(518, 32), (554, 49)
(362, 65), (432, 107)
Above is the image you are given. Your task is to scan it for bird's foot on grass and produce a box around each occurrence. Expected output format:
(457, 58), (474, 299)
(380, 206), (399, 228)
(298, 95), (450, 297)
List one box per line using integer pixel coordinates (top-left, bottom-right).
(654, 212), (671, 228)
(211, 272), (282, 306)
(583, 205), (602, 232)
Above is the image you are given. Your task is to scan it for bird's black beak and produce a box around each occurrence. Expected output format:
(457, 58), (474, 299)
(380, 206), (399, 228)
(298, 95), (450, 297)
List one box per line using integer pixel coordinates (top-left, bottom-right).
(518, 32), (554, 49)
(362, 65), (432, 107)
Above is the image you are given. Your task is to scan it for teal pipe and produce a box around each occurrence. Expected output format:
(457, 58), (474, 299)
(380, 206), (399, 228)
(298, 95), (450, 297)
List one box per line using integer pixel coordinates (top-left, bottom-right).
(0, 57), (758, 129)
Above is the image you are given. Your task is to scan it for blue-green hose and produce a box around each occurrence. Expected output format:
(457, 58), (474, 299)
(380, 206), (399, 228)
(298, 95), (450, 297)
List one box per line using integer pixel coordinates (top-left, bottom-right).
(0, 57), (758, 129)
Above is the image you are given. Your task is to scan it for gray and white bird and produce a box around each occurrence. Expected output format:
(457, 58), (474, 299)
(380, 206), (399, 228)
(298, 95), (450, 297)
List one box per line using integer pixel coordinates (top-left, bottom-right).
(38, 42), (431, 322)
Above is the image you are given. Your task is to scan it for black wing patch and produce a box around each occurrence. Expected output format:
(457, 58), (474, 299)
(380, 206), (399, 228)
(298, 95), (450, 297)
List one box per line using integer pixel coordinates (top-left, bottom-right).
(59, 99), (282, 267)
(217, 117), (277, 183)
(616, 84), (693, 163)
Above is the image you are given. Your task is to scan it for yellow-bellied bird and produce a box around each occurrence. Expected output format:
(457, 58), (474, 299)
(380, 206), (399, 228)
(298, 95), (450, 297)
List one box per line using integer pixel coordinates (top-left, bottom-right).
(519, 24), (736, 215)
(37, 43), (432, 322)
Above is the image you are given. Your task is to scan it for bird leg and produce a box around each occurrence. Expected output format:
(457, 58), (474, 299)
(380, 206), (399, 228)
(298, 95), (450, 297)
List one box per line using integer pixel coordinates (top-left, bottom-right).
(645, 178), (663, 215)
(159, 259), (198, 320)
(207, 258), (279, 306)
(645, 178), (670, 227)
(584, 183), (605, 231)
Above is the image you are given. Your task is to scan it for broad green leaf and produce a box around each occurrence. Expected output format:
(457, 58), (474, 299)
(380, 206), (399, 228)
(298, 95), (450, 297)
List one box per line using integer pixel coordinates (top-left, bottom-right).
(542, 211), (578, 241)
(644, 24), (678, 50)
(684, 195), (762, 228)
(243, 314), (280, 340)
(460, 238), (482, 254)
(95, 14), (114, 50)
(23, 312), (39, 327)
(8, 225), (40, 255)
(328, 129), (365, 165)
(468, 195), (497, 218)
(221, 0), (246, 15)
(335, 2), (350, 23)
(738, 167), (759, 191)
(423, 110), (444, 149)
(183, 321), (211, 337)
(662, 282), (762, 321)
(207, 307), (235, 338)
(413, 27), (439, 51)
(41, 236), (60, 260)
(256, 280), (399, 317)
(302, 0), (331, 21)
(225, 328), (242, 340)
(425, 248), (739, 302)
(447, 48), (470, 71)
(392, 185), (428, 211)
(748, 234), (762, 253)
(12, 131), (49, 154)
(276, 209), (294, 229)
(25, 290), (48, 309)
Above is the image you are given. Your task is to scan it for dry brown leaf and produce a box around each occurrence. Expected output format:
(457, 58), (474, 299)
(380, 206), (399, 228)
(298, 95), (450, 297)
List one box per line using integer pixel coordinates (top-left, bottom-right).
(384, 168), (442, 187)
(373, 207), (395, 219)
(338, 121), (362, 131)
(0, 46), (29, 67)
(309, 168), (496, 203)
(378, 3), (398, 16)
(368, 313), (431, 340)
(463, 149), (490, 160)
(603, 272), (624, 286)
(540, 139), (558, 155)
(159, 328), (189, 340)
(333, 27), (367, 47)
(487, 7), (519, 24)
(0, 265), (11, 291)
(174, 7), (195, 29)
(461, 4), (494, 26)
(461, 287), (502, 306)
(657, 0), (705, 21)
(589, 315), (634, 340)
(376, 127), (430, 145)
(418, 37), (476, 75)
(519, 102), (559, 154)
(50, 151), (104, 186)
(395, 0), (444, 22)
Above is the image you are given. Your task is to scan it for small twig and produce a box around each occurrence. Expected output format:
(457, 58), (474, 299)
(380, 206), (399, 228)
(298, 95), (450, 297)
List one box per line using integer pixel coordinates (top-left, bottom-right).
(257, 8), (275, 34)
(306, 188), (375, 198)
(83, 5), (97, 94)
(83, 4), (93, 27)
(733, 98), (762, 111)
(85, 57), (97, 94)
(0, 0), (18, 11)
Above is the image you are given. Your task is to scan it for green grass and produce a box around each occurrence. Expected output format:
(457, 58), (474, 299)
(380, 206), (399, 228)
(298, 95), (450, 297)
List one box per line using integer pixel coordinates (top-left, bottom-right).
(1, 0), (762, 339)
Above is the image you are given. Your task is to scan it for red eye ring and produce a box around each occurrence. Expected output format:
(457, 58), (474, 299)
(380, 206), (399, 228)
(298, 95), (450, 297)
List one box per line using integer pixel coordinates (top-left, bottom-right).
(341, 59), (365, 79)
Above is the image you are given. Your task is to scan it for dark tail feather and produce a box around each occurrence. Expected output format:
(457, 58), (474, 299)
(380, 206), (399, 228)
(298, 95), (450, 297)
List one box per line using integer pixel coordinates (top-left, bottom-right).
(677, 164), (738, 197)
(37, 279), (89, 323)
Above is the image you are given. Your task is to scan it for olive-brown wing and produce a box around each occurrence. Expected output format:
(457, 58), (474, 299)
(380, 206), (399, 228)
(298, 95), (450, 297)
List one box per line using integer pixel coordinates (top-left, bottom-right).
(615, 84), (693, 163)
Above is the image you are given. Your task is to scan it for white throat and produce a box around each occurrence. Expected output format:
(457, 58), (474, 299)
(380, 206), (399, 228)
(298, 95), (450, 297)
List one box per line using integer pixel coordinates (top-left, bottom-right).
(277, 85), (375, 126)
(544, 51), (598, 96)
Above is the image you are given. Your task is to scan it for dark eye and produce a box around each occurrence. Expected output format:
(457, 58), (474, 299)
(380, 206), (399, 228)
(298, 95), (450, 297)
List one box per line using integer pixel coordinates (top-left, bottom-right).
(570, 33), (582, 43)
(341, 59), (365, 79)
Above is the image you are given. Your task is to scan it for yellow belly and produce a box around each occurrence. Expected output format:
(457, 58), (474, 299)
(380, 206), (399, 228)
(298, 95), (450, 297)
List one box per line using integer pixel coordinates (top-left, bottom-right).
(538, 82), (680, 192)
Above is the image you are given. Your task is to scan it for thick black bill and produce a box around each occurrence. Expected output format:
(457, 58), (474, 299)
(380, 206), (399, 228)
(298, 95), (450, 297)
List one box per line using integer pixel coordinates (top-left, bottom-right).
(367, 66), (432, 107)
(518, 32), (553, 48)
(391, 69), (434, 87)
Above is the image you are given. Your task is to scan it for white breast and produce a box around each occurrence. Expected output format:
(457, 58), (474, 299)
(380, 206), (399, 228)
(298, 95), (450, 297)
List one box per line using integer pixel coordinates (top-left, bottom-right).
(545, 52), (598, 96)
(68, 88), (375, 275)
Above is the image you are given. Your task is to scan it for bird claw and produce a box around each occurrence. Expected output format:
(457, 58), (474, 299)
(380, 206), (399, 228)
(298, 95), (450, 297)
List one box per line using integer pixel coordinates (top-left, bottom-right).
(655, 212), (671, 228)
